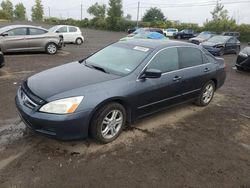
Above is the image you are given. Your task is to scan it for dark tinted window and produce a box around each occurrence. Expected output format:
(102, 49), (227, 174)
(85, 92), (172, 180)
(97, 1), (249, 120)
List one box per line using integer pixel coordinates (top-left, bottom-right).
(69, 27), (77, 32)
(7, 28), (27, 36)
(57, 26), (67, 33)
(147, 48), (179, 73)
(29, 28), (47, 35)
(179, 47), (203, 68)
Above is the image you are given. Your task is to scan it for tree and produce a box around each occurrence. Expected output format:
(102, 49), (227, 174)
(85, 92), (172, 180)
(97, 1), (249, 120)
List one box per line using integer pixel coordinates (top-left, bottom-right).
(0, 10), (8, 20)
(88, 2), (106, 19)
(107, 0), (123, 30)
(31, 0), (44, 21)
(14, 3), (26, 20)
(125, 14), (132, 20)
(142, 7), (165, 22)
(211, 0), (229, 21)
(1, 0), (13, 20)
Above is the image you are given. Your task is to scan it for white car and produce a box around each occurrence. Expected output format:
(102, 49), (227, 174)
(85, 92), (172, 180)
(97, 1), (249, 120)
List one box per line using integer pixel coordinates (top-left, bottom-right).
(49, 25), (84, 45)
(162, 28), (178, 37)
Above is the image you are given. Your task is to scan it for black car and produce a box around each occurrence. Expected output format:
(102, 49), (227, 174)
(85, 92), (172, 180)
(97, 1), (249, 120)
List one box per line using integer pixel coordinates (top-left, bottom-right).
(0, 52), (5, 68)
(16, 40), (226, 143)
(173, 29), (195, 39)
(201, 35), (240, 56)
(236, 46), (250, 71)
(222, 32), (240, 39)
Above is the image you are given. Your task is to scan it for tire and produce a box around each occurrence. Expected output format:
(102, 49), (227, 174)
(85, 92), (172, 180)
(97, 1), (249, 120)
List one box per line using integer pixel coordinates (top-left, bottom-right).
(236, 65), (244, 71)
(45, 43), (58, 55)
(90, 102), (126, 144)
(235, 47), (240, 55)
(177, 35), (181, 39)
(195, 81), (215, 107)
(75, 38), (83, 45)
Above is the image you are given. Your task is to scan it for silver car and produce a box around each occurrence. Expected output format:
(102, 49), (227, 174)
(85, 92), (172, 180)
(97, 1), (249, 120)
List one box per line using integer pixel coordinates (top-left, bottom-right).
(0, 25), (63, 55)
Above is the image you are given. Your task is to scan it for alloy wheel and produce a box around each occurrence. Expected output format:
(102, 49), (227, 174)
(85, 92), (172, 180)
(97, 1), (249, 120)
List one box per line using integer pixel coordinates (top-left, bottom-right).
(202, 84), (214, 104)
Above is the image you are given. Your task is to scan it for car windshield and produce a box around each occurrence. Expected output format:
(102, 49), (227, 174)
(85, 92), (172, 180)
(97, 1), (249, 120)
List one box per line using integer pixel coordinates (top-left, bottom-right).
(85, 43), (151, 76)
(208, 36), (229, 43)
(48, 26), (60, 32)
(197, 33), (212, 39)
(0, 26), (12, 34)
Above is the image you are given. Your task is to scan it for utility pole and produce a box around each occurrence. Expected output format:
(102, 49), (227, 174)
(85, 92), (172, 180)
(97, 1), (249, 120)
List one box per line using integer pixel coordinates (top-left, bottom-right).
(48, 6), (50, 17)
(81, 4), (83, 20)
(136, 2), (140, 28)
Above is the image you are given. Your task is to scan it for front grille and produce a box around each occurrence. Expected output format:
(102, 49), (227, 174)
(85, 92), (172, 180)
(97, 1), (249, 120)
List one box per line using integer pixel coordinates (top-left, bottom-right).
(21, 81), (45, 105)
(20, 89), (38, 109)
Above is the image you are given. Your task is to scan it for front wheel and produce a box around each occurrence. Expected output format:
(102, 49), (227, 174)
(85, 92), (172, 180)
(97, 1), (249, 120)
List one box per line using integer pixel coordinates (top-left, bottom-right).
(195, 81), (215, 106)
(90, 103), (126, 143)
(46, 43), (58, 55)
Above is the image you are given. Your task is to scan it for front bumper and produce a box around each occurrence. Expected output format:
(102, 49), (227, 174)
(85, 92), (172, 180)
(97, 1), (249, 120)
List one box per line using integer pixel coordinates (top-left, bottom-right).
(15, 89), (92, 140)
(202, 46), (223, 56)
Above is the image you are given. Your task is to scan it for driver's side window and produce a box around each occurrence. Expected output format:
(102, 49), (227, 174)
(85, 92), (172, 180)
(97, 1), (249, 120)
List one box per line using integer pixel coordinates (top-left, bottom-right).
(57, 26), (67, 33)
(147, 47), (179, 73)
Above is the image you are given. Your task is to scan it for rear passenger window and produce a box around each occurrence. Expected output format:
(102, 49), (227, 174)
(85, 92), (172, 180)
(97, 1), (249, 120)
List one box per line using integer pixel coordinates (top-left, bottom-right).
(29, 28), (47, 35)
(179, 47), (203, 68)
(147, 48), (179, 73)
(69, 27), (77, 32)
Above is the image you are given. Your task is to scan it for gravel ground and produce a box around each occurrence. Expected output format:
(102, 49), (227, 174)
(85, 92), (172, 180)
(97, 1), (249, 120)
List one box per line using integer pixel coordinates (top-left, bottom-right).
(0, 26), (250, 188)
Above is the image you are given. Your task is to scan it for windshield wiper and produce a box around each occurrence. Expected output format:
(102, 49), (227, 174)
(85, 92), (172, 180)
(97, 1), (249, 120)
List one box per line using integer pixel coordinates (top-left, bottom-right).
(84, 61), (109, 74)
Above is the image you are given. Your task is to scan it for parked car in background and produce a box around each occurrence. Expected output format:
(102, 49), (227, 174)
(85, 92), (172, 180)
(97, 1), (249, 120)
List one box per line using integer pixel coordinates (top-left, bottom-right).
(49, 25), (84, 45)
(0, 25), (63, 55)
(189, 31), (215, 45)
(162, 28), (178, 37)
(235, 46), (250, 71)
(0, 52), (4, 68)
(129, 28), (164, 37)
(173, 29), (195, 39)
(16, 39), (226, 143)
(222, 32), (240, 39)
(127, 27), (139, 34)
(120, 32), (168, 41)
(200, 35), (240, 56)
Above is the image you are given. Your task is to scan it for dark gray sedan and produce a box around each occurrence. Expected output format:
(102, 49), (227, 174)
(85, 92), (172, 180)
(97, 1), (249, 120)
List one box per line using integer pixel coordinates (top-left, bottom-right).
(0, 25), (63, 55)
(16, 39), (226, 143)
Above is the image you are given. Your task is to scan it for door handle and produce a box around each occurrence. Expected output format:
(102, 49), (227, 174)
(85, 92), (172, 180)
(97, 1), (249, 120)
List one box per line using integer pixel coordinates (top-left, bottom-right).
(204, 68), (210, 72)
(173, 76), (182, 81)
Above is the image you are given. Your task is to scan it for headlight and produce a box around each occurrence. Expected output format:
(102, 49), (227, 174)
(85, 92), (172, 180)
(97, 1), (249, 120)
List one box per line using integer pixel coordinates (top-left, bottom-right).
(39, 96), (84, 114)
(239, 51), (248, 58)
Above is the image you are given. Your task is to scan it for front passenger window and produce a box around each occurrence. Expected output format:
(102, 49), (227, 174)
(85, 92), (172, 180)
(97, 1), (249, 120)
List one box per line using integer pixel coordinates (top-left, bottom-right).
(57, 27), (67, 33)
(147, 48), (179, 73)
(7, 28), (27, 36)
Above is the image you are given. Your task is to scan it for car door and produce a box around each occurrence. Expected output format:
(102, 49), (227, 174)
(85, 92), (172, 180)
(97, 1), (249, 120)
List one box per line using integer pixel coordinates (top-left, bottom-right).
(136, 47), (184, 117)
(56, 26), (69, 42)
(68, 26), (78, 42)
(1, 27), (28, 52)
(26, 27), (48, 50)
(225, 37), (237, 53)
(177, 47), (214, 100)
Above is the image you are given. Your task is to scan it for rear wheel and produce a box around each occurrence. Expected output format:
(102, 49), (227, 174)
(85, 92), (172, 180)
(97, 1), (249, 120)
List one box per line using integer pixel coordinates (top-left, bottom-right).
(46, 43), (58, 55)
(90, 103), (126, 143)
(195, 81), (215, 106)
(75, 38), (83, 45)
(236, 65), (244, 71)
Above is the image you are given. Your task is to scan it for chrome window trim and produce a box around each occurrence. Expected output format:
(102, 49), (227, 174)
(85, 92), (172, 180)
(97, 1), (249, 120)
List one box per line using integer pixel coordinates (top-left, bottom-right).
(137, 45), (212, 81)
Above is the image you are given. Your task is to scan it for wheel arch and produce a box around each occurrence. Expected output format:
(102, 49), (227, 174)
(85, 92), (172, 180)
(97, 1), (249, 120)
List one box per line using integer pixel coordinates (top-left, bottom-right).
(88, 97), (133, 134)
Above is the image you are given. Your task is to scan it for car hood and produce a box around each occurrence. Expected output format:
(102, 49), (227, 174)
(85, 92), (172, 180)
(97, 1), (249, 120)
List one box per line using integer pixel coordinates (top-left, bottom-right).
(27, 62), (120, 100)
(201, 41), (224, 47)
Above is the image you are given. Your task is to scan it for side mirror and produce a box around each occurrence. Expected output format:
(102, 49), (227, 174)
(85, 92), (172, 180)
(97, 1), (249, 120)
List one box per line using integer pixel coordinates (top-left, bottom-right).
(1, 32), (8, 37)
(140, 69), (162, 79)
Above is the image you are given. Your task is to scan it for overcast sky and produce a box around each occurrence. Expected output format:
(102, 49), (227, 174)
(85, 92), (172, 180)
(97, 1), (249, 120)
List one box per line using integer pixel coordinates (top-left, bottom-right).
(9, 0), (250, 25)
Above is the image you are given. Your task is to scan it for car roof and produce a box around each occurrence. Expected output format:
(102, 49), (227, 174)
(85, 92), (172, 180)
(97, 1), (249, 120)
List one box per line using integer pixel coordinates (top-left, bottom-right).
(118, 39), (198, 49)
(0, 25), (47, 33)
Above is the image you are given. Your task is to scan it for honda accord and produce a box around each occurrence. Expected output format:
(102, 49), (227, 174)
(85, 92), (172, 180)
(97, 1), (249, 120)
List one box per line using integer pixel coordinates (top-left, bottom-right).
(16, 39), (226, 143)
